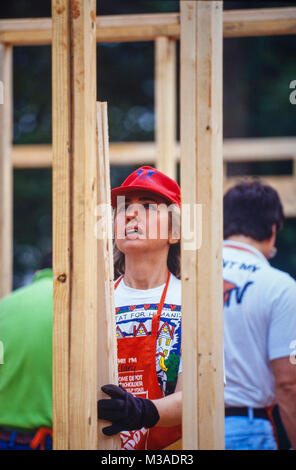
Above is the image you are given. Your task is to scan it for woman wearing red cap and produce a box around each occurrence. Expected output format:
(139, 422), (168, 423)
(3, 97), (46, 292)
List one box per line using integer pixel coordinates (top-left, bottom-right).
(98, 167), (182, 450)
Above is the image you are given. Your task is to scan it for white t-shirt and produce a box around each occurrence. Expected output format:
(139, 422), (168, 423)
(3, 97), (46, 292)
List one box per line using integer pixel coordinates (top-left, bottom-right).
(114, 273), (182, 396)
(223, 240), (296, 408)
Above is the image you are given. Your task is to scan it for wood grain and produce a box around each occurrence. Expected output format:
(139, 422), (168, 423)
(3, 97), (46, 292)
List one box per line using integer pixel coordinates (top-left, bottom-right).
(180, 1), (224, 450)
(52, 0), (99, 450)
(0, 45), (13, 298)
(96, 102), (121, 450)
(52, 0), (71, 450)
(1, 8), (296, 45)
(155, 36), (177, 179)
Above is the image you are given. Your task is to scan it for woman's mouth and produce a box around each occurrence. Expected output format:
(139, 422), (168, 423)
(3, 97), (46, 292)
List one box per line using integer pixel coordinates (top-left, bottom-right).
(125, 226), (143, 237)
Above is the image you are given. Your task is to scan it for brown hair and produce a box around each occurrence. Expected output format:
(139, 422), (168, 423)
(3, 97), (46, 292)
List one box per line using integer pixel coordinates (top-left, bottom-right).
(113, 203), (181, 280)
(224, 179), (284, 241)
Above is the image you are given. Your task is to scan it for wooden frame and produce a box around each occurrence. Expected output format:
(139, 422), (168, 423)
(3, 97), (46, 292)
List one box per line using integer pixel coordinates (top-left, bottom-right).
(96, 102), (120, 450)
(52, 0), (100, 450)
(51, 0), (71, 448)
(155, 36), (177, 180)
(0, 44), (13, 298)
(1, 8), (296, 45)
(180, 1), (224, 450)
(11, 138), (296, 218)
(0, 0), (295, 451)
(11, 137), (296, 168)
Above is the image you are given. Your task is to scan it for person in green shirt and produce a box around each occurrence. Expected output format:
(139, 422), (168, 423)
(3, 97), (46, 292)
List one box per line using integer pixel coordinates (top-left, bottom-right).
(0, 253), (53, 450)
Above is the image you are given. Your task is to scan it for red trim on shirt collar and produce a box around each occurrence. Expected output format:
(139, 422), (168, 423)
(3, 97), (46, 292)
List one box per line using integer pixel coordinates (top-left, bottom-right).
(223, 244), (262, 260)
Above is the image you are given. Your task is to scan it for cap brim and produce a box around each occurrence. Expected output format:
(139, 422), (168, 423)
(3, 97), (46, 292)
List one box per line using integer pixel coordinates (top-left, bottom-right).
(111, 186), (176, 208)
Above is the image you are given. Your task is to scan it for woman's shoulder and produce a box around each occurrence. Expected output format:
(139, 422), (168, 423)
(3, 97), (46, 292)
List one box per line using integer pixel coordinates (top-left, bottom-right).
(170, 273), (181, 285)
(167, 273), (182, 304)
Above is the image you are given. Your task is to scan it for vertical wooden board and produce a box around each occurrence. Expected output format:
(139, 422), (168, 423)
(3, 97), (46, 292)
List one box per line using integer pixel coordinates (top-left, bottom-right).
(155, 36), (177, 180)
(96, 102), (121, 450)
(0, 44), (12, 298)
(180, 1), (198, 450)
(52, 0), (71, 450)
(180, 1), (224, 450)
(69, 0), (98, 450)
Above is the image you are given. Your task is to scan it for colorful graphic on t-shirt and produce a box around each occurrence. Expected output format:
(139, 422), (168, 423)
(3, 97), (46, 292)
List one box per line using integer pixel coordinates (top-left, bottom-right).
(223, 279), (254, 307)
(116, 303), (181, 395)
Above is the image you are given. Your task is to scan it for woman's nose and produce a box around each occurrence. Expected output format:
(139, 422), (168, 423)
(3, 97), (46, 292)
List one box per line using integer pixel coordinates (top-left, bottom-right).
(126, 204), (138, 220)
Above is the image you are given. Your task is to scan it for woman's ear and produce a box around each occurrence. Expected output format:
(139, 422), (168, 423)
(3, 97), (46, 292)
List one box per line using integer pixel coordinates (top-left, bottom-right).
(168, 230), (180, 245)
(168, 204), (181, 245)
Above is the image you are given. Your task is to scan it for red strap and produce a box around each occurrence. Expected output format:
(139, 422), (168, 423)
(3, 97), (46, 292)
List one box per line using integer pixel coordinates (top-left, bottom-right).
(114, 274), (124, 289)
(151, 271), (171, 336)
(30, 427), (52, 450)
(265, 405), (279, 450)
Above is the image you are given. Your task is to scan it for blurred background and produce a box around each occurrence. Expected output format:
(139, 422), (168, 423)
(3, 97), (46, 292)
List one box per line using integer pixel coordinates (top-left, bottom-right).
(0, 0), (295, 288)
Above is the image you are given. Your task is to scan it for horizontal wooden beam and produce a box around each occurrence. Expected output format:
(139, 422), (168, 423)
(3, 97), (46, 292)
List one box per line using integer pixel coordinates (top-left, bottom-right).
(223, 137), (296, 161)
(12, 140), (296, 217)
(1, 8), (296, 45)
(12, 137), (296, 168)
(223, 7), (296, 38)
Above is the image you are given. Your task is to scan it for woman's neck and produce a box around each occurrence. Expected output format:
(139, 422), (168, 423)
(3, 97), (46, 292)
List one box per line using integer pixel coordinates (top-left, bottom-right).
(123, 252), (169, 289)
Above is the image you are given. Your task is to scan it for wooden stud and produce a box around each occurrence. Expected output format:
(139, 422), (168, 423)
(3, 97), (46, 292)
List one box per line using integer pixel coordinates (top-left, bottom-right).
(96, 102), (121, 450)
(52, 0), (71, 450)
(52, 0), (98, 450)
(1, 8), (296, 45)
(69, 0), (98, 450)
(180, 1), (224, 450)
(0, 44), (13, 298)
(155, 36), (177, 179)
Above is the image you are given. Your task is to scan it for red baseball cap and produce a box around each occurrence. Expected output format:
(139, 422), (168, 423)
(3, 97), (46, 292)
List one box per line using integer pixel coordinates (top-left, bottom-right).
(111, 166), (181, 208)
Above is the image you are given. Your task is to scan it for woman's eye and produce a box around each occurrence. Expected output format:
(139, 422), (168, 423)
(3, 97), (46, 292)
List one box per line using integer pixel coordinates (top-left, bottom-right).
(144, 203), (157, 210)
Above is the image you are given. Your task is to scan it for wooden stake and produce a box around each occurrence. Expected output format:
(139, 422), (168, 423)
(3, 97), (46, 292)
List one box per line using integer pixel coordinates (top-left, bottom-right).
(52, 0), (98, 450)
(180, 1), (224, 450)
(155, 36), (177, 179)
(0, 44), (13, 298)
(96, 102), (121, 450)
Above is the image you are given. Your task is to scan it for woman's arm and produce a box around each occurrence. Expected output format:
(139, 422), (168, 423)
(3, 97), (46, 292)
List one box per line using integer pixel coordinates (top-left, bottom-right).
(98, 374), (183, 434)
(152, 373), (182, 427)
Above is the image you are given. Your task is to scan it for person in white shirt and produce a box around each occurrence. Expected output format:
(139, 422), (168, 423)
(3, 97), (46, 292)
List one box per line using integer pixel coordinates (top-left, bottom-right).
(223, 180), (296, 450)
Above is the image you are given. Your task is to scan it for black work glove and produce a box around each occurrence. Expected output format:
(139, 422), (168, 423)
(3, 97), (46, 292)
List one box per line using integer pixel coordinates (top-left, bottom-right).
(97, 384), (160, 436)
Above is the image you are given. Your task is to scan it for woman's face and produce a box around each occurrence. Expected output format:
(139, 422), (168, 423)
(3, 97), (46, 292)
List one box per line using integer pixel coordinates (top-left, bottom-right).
(114, 190), (177, 255)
